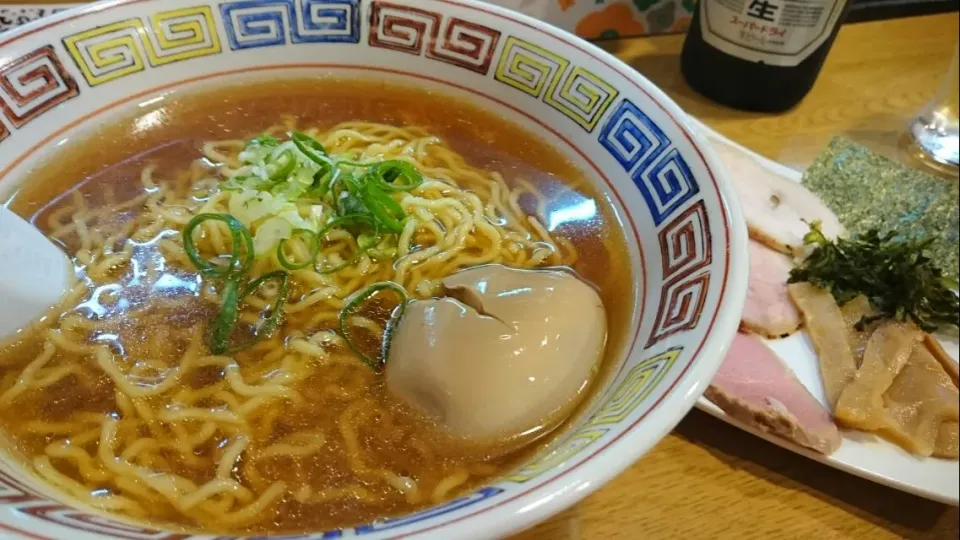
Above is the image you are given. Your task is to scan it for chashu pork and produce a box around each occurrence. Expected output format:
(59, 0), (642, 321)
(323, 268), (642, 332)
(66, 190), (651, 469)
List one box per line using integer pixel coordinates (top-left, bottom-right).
(741, 239), (802, 339)
(712, 138), (845, 255)
(705, 332), (842, 454)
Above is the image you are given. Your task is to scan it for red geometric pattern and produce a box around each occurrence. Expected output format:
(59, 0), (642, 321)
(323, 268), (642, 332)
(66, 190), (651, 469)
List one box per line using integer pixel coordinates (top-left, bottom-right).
(0, 45), (79, 128)
(0, 469), (42, 504)
(645, 198), (713, 348)
(369, 1), (500, 74)
(658, 200), (711, 281)
(0, 121), (8, 142)
(21, 505), (188, 540)
(646, 272), (711, 347)
(0, 466), (184, 539)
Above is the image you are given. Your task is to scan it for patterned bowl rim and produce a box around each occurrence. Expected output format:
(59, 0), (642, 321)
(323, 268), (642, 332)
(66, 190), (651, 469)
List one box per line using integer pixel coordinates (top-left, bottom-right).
(0, 1), (749, 538)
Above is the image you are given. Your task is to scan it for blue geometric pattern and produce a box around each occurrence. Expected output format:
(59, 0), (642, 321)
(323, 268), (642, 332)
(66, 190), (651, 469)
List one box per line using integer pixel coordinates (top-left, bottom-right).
(220, 0), (290, 49)
(220, 0), (359, 50)
(637, 147), (699, 226)
(291, 0), (360, 43)
(598, 98), (670, 172)
(599, 98), (699, 225)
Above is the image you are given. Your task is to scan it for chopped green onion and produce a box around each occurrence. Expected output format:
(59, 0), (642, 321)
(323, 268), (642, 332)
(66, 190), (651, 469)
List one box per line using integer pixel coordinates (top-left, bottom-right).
(216, 133), (428, 276)
(208, 271), (290, 353)
(373, 160), (423, 192)
(308, 166), (338, 198)
(317, 213), (379, 237)
(359, 231), (397, 261)
(292, 132), (328, 163)
(335, 178), (367, 216)
(251, 134), (279, 147)
(183, 213), (254, 278)
(315, 214), (382, 274)
(208, 278), (241, 354)
(361, 182), (406, 234)
(268, 149), (298, 182)
(337, 159), (377, 168)
(277, 228), (321, 270)
(292, 132), (333, 180)
(339, 281), (408, 370)
(235, 270), (289, 349)
(318, 237), (379, 275)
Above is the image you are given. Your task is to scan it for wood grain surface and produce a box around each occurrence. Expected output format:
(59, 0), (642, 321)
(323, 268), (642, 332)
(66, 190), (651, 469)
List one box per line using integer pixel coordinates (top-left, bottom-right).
(1, 3), (959, 538)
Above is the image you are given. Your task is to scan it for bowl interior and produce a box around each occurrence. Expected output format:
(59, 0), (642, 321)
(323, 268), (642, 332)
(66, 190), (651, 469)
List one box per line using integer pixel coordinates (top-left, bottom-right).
(0, 0), (746, 538)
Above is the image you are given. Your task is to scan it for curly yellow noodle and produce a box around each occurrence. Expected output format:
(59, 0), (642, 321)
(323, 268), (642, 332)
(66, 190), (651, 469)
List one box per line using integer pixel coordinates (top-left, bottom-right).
(45, 440), (111, 482)
(0, 342), (55, 405)
(431, 468), (470, 503)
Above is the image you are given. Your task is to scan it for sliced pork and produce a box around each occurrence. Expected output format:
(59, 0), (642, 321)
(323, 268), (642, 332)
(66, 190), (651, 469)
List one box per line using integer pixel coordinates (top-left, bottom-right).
(705, 332), (842, 454)
(742, 240), (802, 339)
(712, 138), (845, 254)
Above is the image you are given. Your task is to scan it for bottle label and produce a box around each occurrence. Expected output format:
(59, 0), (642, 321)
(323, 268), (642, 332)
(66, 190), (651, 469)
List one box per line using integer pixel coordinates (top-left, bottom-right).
(699, 0), (846, 67)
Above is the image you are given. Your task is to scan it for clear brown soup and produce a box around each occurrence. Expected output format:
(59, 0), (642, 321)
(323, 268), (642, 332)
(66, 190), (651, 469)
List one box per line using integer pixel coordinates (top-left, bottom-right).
(0, 78), (633, 534)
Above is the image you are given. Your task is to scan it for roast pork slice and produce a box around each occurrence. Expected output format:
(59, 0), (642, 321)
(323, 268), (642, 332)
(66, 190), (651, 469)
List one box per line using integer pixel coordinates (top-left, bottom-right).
(741, 240), (802, 339)
(712, 138), (845, 255)
(705, 333), (842, 454)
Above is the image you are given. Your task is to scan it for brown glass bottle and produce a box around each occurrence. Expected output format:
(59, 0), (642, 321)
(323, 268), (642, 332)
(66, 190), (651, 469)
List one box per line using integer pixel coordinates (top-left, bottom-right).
(681, 0), (851, 113)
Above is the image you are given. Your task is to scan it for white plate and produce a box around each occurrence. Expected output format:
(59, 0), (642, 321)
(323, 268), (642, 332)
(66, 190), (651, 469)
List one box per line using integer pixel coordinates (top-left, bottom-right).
(688, 118), (960, 506)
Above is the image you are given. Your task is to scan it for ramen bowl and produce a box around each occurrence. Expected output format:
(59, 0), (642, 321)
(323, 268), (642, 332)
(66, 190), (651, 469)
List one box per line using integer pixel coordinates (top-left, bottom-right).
(0, 0), (747, 538)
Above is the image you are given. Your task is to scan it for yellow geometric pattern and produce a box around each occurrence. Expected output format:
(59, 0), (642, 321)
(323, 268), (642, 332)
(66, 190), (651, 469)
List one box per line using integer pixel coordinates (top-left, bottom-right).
(545, 66), (619, 131)
(146, 7), (221, 66)
(495, 36), (569, 98)
(506, 347), (681, 484)
(63, 19), (146, 86)
(507, 429), (606, 483)
(586, 347), (680, 427)
(494, 35), (617, 131)
(62, 7), (221, 86)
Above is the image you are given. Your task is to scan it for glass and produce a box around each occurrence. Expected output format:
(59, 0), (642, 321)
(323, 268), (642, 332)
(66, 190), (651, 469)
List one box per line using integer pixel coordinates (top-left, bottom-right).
(907, 43), (959, 172)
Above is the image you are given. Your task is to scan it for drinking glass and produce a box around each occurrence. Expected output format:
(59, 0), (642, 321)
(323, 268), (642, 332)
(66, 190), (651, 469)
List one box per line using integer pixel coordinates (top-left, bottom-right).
(907, 43), (959, 172)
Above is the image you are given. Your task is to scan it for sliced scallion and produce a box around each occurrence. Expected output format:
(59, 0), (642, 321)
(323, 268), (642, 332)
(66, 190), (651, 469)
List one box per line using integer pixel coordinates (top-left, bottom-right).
(208, 271), (290, 353)
(315, 214), (382, 274)
(373, 160), (423, 192)
(208, 277), (241, 354)
(251, 134), (279, 147)
(268, 149), (298, 182)
(235, 270), (289, 349)
(292, 131), (333, 181)
(339, 281), (408, 370)
(361, 182), (405, 234)
(183, 213), (254, 278)
(277, 228), (321, 270)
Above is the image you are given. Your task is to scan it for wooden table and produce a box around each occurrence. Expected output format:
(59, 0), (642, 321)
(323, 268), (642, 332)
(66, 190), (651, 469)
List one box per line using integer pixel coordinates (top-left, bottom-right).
(512, 13), (960, 540)
(2, 3), (959, 538)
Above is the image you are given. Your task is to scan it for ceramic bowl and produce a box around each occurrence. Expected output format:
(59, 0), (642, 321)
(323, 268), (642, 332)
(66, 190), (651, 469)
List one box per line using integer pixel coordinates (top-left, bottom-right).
(0, 0), (747, 537)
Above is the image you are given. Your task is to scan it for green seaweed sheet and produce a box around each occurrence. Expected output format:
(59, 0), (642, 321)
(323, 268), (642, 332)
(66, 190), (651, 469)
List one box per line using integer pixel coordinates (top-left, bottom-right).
(802, 137), (959, 281)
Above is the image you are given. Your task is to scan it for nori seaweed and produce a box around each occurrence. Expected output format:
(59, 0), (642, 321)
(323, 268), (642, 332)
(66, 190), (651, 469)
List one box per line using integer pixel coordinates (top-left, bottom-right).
(802, 137), (959, 281)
